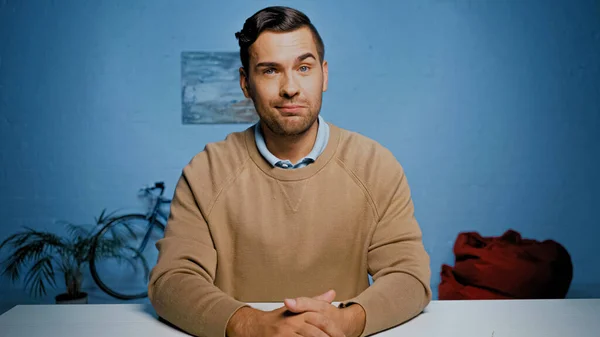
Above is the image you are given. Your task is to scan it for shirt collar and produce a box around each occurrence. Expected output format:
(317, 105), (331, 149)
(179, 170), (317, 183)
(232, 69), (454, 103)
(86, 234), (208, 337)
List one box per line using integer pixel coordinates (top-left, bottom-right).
(254, 115), (330, 168)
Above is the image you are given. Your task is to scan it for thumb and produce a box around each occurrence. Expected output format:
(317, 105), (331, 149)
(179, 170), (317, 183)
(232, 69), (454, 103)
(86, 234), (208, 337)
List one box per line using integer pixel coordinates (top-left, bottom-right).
(312, 289), (336, 303)
(283, 290), (336, 313)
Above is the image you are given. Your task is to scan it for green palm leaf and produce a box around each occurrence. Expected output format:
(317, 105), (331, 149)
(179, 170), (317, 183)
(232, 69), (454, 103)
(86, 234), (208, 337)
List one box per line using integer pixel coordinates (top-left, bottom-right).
(0, 209), (134, 298)
(23, 256), (55, 297)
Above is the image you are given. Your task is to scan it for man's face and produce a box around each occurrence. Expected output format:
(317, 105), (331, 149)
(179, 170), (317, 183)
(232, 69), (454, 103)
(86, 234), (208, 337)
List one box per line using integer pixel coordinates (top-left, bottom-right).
(240, 26), (328, 137)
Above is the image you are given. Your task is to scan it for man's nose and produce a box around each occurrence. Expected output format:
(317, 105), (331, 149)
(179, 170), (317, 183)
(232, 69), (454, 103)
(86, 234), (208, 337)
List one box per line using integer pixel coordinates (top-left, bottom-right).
(279, 73), (299, 98)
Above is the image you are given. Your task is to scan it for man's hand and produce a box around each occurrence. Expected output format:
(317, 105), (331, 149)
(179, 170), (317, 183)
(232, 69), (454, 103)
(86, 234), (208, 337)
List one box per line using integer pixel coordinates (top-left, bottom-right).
(226, 290), (346, 337)
(284, 290), (366, 337)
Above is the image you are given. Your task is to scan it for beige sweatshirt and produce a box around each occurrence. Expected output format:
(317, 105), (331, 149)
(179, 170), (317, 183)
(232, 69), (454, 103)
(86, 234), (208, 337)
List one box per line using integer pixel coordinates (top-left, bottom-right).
(148, 123), (432, 337)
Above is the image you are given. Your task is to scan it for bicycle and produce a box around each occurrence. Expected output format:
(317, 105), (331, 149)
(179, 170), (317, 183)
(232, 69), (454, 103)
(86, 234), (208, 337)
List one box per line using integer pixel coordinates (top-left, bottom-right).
(89, 181), (171, 300)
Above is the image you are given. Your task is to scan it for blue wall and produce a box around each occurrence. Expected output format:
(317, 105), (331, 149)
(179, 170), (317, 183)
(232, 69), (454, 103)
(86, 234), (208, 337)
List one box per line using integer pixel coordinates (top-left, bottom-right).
(1, 0), (599, 314)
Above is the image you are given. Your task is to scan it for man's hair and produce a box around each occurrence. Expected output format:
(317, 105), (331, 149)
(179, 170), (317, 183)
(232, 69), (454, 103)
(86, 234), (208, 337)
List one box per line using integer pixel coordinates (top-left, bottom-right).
(235, 6), (325, 73)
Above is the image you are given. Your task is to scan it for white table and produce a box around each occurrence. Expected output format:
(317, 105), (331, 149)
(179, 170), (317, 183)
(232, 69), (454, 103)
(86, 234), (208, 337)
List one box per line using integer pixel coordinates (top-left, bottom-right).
(0, 299), (598, 336)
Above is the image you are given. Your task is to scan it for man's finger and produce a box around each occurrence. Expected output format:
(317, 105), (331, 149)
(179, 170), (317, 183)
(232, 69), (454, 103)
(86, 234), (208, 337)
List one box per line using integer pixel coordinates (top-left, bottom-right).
(303, 312), (346, 337)
(312, 289), (336, 303)
(284, 296), (333, 314)
(296, 321), (331, 337)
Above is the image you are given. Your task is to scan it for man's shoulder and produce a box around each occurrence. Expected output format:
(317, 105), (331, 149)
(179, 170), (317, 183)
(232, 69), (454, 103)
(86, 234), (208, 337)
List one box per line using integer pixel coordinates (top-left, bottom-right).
(333, 124), (404, 175)
(183, 127), (252, 185)
(331, 124), (411, 217)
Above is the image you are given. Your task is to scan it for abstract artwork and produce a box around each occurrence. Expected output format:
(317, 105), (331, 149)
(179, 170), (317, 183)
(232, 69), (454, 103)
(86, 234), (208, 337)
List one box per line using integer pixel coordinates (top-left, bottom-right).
(181, 51), (258, 124)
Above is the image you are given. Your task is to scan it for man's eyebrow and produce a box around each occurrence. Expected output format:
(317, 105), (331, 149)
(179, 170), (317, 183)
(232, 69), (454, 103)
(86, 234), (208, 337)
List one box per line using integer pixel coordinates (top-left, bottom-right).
(255, 61), (279, 69)
(255, 53), (317, 69)
(296, 52), (317, 63)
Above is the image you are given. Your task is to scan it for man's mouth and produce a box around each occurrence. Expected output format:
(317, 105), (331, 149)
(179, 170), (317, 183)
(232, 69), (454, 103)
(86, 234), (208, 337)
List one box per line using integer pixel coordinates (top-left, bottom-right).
(276, 105), (305, 114)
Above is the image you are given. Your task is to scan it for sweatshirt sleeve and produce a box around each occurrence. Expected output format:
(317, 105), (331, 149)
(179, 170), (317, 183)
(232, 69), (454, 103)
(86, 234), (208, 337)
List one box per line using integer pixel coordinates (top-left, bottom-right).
(339, 161), (432, 336)
(148, 169), (249, 337)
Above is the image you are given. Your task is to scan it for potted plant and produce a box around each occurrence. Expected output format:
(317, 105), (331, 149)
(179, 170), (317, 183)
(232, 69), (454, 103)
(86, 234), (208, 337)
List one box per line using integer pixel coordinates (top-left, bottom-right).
(0, 210), (131, 304)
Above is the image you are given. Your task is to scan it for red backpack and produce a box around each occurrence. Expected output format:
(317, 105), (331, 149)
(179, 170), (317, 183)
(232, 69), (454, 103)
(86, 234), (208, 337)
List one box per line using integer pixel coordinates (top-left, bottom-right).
(439, 229), (573, 300)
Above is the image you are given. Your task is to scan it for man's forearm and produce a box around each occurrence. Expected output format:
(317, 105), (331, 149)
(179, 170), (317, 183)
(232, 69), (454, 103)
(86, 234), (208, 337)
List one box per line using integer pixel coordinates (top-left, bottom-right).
(149, 272), (248, 337)
(341, 304), (366, 337)
(226, 306), (261, 337)
(339, 273), (430, 336)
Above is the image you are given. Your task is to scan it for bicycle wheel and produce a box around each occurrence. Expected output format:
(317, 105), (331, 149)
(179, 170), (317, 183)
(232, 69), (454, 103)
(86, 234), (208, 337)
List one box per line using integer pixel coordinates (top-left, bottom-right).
(89, 214), (165, 300)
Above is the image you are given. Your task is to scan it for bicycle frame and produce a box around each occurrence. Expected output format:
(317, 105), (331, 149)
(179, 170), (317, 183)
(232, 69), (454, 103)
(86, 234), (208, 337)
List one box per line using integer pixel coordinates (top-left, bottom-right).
(136, 183), (170, 253)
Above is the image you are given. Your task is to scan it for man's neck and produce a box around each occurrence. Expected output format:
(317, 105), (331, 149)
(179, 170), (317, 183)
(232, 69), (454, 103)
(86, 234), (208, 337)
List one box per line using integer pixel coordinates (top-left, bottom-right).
(260, 120), (319, 165)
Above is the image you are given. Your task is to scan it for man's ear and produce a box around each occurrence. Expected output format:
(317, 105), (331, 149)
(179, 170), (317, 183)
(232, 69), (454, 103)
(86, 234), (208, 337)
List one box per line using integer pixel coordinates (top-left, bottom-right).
(322, 60), (329, 92)
(239, 67), (250, 98)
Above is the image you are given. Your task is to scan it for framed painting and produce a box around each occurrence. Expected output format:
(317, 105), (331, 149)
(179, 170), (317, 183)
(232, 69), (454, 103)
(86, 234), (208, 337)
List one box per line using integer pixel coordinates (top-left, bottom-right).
(181, 51), (258, 124)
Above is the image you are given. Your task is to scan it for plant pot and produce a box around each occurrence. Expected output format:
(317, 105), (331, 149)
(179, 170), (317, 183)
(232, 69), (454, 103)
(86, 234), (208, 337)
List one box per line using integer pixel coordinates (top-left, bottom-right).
(55, 292), (88, 304)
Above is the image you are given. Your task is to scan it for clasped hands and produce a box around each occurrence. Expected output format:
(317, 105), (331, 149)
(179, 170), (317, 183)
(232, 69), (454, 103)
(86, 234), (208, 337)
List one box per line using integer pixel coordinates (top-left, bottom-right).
(227, 289), (366, 337)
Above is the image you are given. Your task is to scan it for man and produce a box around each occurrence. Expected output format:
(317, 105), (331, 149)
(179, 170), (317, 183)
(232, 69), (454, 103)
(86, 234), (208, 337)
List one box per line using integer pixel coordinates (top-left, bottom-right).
(148, 6), (431, 337)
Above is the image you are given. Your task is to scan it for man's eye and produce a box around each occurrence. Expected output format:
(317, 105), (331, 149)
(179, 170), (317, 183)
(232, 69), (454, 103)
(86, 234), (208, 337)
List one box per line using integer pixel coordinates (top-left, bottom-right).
(299, 66), (309, 72)
(264, 68), (276, 75)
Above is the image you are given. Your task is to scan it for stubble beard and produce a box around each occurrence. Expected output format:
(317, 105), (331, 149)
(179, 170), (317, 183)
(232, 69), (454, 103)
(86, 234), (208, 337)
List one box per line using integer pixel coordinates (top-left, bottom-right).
(247, 81), (323, 137)
(262, 111), (318, 137)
